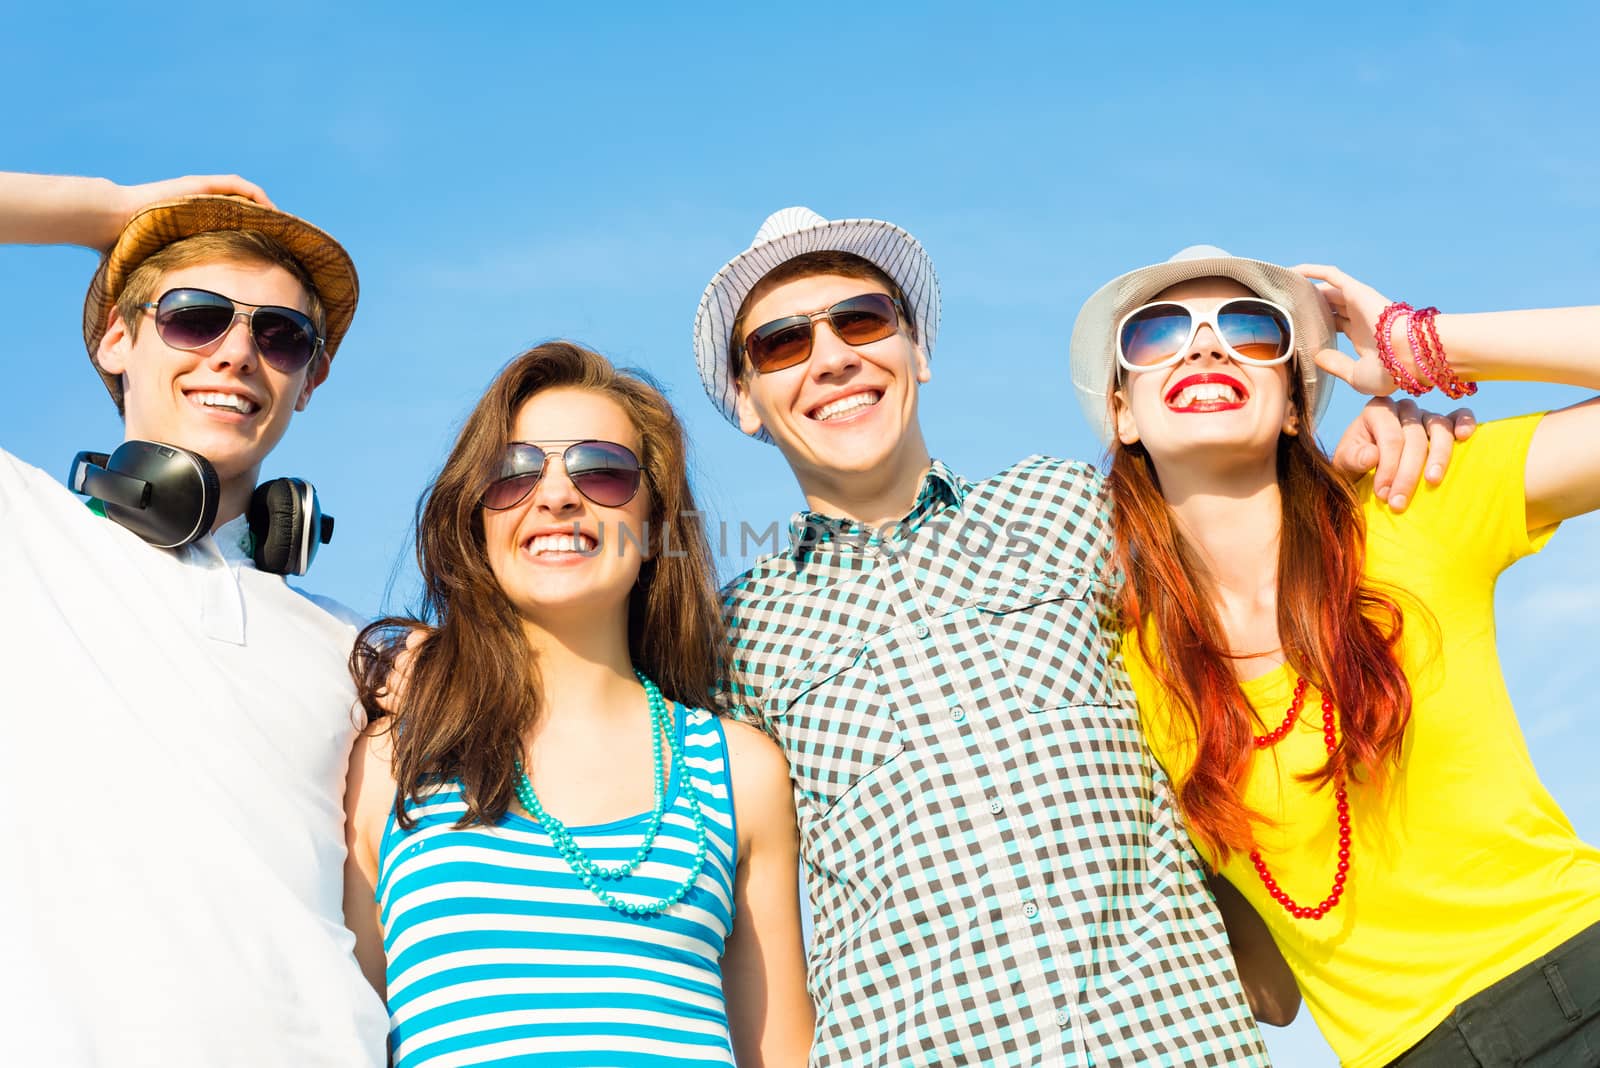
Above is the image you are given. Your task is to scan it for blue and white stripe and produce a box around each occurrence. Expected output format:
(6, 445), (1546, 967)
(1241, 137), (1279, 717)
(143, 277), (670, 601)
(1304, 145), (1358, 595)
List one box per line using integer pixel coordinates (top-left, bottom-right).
(377, 704), (739, 1068)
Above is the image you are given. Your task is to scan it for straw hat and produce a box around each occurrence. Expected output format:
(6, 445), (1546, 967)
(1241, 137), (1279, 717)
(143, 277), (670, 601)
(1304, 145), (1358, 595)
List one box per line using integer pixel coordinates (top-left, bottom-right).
(1068, 245), (1335, 444)
(83, 195), (358, 410)
(693, 206), (940, 440)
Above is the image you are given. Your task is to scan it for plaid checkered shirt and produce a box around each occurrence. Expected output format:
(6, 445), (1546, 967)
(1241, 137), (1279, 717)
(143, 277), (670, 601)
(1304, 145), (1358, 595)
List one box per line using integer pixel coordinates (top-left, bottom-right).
(716, 457), (1269, 1067)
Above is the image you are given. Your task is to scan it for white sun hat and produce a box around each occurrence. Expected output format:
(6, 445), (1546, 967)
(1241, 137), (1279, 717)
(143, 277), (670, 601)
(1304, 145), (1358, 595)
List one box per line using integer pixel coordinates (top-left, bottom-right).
(1068, 245), (1336, 445)
(693, 206), (941, 441)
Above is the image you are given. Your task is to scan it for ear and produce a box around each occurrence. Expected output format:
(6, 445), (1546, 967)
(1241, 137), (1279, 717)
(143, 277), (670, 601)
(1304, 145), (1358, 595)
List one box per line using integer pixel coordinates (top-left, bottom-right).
(1282, 399), (1302, 437)
(912, 340), (931, 384)
(1112, 387), (1141, 445)
(96, 308), (133, 376)
(734, 378), (765, 438)
(294, 354), (327, 413)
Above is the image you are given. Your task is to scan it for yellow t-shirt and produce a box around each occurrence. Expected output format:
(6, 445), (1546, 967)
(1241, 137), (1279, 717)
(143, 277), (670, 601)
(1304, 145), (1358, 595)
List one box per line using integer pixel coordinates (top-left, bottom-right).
(1123, 414), (1600, 1067)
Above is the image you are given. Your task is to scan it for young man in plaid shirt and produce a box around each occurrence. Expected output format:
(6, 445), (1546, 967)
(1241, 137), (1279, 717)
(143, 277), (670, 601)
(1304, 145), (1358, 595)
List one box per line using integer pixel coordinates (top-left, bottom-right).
(691, 207), (1457, 1066)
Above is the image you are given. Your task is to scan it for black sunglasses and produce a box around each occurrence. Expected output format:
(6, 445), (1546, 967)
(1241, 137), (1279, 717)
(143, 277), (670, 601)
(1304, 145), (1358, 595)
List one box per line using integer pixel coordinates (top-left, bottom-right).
(480, 440), (643, 510)
(740, 292), (905, 374)
(141, 287), (323, 375)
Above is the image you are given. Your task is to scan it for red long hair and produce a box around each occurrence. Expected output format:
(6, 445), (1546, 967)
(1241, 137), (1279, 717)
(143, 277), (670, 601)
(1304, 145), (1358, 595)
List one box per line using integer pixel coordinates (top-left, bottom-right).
(1109, 377), (1416, 861)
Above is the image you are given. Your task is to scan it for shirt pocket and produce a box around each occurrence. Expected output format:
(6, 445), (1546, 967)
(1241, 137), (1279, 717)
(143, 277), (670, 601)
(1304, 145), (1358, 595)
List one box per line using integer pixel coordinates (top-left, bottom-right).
(968, 568), (1119, 712)
(763, 642), (904, 812)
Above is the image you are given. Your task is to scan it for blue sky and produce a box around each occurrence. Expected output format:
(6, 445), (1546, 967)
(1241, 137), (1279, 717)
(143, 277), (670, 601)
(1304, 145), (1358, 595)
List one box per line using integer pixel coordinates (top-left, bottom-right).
(5, 4), (1597, 1062)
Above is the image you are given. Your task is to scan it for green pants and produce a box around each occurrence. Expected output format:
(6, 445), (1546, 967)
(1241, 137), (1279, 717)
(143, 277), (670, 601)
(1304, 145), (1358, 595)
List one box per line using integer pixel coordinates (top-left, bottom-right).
(1391, 919), (1600, 1067)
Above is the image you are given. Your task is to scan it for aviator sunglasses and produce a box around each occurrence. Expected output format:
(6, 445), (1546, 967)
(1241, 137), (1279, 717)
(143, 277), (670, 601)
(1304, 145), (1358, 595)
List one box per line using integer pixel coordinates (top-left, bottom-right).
(1117, 298), (1295, 374)
(741, 292), (906, 374)
(480, 439), (643, 510)
(141, 287), (324, 375)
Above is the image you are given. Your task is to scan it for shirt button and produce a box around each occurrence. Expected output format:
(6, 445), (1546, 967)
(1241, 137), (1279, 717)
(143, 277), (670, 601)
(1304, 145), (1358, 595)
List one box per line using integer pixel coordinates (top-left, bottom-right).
(1022, 902), (1039, 919)
(987, 798), (1004, 815)
(1054, 1009), (1072, 1029)
(950, 705), (967, 723)
(914, 623), (930, 639)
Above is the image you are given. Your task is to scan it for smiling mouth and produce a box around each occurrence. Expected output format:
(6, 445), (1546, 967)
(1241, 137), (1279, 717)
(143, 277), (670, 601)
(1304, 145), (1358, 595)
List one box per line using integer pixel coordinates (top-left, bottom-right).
(523, 532), (598, 556)
(186, 390), (260, 415)
(1165, 381), (1246, 412)
(809, 391), (882, 422)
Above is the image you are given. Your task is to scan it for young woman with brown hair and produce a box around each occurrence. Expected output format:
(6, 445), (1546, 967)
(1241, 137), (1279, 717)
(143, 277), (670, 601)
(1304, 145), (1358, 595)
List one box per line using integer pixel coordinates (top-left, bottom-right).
(341, 341), (811, 1067)
(1069, 251), (1600, 1067)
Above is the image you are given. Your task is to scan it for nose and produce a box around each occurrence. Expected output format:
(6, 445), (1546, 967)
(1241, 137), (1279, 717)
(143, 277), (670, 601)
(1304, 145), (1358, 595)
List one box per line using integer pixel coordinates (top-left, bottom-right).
(203, 315), (261, 374)
(530, 453), (584, 514)
(1184, 323), (1230, 364)
(807, 318), (862, 379)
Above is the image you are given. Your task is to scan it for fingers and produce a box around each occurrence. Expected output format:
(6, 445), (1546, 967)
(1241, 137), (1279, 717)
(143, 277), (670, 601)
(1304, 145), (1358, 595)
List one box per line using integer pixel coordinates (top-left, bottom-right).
(376, 627), (427, 714)
(1382, 399), (1428, 510)
(1448, 406), (1477, 440)
(1314, 345), (1395, 398)
(188, 174), (275, 208)
(1312, 346), (1360, 385)
(1293, 263), (1355, 289)
(1305, 278), (1348, 313)
(1330, 396), (1396, 481)
(1421, 409), (1457, 485)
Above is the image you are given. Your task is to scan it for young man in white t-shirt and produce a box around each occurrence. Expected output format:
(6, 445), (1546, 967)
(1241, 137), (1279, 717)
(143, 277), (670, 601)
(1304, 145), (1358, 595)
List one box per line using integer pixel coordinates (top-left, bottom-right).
(0, 173), (386, 1066)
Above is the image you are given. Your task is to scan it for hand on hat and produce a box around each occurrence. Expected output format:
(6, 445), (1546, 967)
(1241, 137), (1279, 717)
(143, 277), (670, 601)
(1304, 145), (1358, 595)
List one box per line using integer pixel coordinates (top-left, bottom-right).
(99, 174), (275, 250)
(1294, 263), (1403, 397)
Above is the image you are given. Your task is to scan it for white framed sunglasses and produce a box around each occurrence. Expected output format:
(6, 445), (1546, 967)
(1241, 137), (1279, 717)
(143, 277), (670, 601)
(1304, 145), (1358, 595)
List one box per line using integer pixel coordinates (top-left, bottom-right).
(1116, 297), (1296, 374)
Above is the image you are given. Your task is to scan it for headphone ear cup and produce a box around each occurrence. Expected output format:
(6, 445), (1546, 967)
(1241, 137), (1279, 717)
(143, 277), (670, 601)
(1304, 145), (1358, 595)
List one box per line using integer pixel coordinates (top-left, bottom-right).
(249, 478), (310, 576)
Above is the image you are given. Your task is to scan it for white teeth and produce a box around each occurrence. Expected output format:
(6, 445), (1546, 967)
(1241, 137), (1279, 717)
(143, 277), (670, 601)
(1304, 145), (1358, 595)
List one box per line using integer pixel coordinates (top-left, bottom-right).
(191, 391), (258, 414)
(813, 391), (881, 421)
(1171, 383), (1242, 408)
(526, 533), (597, 555)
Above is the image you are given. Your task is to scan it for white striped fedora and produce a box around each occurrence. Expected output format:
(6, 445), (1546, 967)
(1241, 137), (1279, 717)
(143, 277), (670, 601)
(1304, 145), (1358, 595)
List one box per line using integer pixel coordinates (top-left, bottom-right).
(693, 206), (940, 440)
(1068, 245), (1335, 445)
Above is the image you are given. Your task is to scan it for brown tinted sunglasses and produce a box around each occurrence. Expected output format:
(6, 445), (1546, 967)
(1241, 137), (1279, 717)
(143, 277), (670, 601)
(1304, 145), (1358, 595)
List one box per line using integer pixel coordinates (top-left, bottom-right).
(740, 292), (906, 374)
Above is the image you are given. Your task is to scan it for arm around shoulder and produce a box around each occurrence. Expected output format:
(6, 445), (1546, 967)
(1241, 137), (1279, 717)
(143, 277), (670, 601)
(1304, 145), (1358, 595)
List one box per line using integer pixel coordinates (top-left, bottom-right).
(1209, 875), (1300, 1027)
(719, 717), (813, 1067)
(343, 725), (399, 1000)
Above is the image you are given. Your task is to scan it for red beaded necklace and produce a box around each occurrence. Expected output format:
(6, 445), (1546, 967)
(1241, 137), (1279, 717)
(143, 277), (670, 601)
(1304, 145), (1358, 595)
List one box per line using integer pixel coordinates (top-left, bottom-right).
(1248, 676), (1352, 920)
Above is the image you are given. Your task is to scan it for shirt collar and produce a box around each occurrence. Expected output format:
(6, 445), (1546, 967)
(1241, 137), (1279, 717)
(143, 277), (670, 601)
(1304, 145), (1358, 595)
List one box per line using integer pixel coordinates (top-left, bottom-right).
(214, 513), (257, 567)
(87, 499), (257, 567)
(787, 459), (967, 559)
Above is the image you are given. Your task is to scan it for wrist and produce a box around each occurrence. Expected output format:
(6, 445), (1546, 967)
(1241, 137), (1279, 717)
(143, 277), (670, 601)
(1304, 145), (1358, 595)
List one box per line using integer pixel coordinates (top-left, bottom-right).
(1375, 303), (1432, 395)
(1412, 308), (1478, 399)
(85, 177), (132, 250)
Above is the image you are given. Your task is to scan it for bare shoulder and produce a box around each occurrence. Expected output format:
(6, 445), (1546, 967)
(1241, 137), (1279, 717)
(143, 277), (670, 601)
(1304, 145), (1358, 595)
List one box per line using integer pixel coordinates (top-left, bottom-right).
(353, 718), (399, 770)
(720, 716), (790, 782)
(717, 716), (797, 847)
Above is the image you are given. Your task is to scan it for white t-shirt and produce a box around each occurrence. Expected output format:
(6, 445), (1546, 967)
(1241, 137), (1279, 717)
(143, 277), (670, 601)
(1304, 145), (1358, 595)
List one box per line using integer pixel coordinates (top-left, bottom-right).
(0, 446), (386, 1066)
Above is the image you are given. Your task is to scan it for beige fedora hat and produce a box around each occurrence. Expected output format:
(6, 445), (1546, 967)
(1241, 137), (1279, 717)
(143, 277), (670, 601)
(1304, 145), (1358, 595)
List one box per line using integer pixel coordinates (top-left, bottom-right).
(83, 195), (359, 411)
(693, 206), (940, 442)
(1068, 245), (1335, 444)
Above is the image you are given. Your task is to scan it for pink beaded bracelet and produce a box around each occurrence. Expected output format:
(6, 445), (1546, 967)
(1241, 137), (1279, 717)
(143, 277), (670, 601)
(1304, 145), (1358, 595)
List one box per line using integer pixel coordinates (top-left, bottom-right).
(1375, 302), (1432, 396)
(1412, 306), (1477, 399)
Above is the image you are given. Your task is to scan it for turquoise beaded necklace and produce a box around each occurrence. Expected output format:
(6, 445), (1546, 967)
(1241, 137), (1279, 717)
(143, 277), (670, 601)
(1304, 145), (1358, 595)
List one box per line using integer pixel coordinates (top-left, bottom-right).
(512, 670), (710, 917)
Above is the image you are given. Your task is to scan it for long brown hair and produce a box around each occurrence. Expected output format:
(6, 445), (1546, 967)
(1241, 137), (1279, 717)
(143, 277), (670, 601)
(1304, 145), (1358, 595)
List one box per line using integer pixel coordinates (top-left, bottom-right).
(352, 341), (726, 829)
(1110, 372), (1415, 861)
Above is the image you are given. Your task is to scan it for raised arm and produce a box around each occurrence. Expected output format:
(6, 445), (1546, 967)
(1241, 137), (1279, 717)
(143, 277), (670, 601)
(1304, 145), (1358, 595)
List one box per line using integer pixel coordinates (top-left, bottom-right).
(719, 719), (813, 1067)
(1298, 264), (1600, 528)
(0, 172), (273, 251)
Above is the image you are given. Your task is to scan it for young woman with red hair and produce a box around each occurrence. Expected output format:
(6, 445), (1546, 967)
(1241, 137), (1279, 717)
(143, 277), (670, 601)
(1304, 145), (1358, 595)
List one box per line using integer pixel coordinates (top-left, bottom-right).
(1068, 250), (1600, 1067)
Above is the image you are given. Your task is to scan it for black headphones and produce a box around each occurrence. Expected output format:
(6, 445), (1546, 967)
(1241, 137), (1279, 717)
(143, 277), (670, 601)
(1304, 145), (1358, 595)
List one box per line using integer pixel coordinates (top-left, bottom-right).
(69, 440), (335, 576)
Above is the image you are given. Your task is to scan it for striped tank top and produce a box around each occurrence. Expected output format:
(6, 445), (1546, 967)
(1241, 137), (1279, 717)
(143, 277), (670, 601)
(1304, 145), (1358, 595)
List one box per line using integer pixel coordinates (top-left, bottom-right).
(377, 703), (739, 1067)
